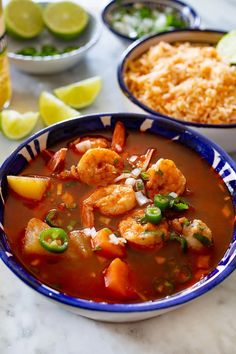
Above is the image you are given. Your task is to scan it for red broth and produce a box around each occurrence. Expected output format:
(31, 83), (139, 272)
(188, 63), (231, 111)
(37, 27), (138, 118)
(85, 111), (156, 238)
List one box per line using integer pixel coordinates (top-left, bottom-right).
(4, 131), (234, 303)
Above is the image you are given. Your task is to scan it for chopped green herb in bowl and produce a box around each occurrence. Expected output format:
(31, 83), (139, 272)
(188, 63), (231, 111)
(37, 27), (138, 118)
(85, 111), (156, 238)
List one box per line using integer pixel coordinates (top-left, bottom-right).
(102, 0), (200, 40)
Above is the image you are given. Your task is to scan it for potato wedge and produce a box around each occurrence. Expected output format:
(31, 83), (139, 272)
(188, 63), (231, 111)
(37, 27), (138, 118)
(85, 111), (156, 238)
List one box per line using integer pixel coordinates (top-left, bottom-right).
(7, 175), (50, 200)
(24, 218), (50, 255)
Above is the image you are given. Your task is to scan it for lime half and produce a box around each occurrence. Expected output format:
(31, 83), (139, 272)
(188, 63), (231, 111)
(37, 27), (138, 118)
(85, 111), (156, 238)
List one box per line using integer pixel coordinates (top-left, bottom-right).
(54, 76), (102, 109)
(5, 0), (44, 39)
(216, 30), (236, 64)
(43, 1), (89, 40)
(39, 92), (79, 126)
(1, 110), (39, 140)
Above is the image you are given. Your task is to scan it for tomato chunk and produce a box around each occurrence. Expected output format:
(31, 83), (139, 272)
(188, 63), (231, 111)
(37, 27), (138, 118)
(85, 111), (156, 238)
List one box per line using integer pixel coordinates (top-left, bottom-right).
(92, 228), (126, 259)
(104, 258), (134, 299)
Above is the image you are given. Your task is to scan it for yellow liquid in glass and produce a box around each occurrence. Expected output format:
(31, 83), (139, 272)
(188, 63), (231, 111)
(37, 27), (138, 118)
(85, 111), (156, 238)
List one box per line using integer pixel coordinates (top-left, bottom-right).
(0, 50), (11, 109)
(0, 2), (11, 110)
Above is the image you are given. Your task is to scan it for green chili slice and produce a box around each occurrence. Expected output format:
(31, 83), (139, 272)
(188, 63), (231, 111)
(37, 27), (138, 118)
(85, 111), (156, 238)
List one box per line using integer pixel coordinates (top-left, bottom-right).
(39, 228), (69, 253)
(136, 179), (144, 191)
(170, 232), (188, 252)
(193, 233), (212, 247)
(154, 194), (170, 211)
(145, 206), (162, 224)
(140, 171), (149, 181)
(173, 201), (189, 211)
(45, 209), (61, 227)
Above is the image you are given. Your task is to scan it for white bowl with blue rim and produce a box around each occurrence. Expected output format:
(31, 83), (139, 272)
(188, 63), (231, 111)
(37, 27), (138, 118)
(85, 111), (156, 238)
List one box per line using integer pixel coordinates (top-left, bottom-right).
(117, 29), (236, 153)
(0, 112), (235, 322)
(7, 7), (101, 75)
(102, 0), (200, 42)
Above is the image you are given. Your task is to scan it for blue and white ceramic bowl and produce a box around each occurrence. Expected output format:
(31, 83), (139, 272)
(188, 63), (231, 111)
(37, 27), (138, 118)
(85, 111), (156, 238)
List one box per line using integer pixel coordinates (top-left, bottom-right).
(102, 0), (200, 42)
(0, 113), (235, 322)
(118, 29), (236, 153)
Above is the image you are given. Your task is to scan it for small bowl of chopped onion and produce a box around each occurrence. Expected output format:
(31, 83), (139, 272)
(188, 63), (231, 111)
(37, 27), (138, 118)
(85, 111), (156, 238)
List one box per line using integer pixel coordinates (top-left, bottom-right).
(102, 0), (200, 42)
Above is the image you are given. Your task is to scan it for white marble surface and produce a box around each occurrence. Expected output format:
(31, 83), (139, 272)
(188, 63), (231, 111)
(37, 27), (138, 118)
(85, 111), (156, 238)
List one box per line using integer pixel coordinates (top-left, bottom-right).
(0, 0), (236, 353)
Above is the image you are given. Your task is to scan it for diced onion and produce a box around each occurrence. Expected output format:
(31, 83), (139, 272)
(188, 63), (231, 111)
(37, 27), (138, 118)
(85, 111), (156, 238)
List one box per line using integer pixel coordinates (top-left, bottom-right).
(83, 227), (97, 238)
(135, 191), (151, 206)
(76, 140), (92, 153)
(129, 155), (138, 163)
(125, 177), (136, 186)
(109, 234), (120, 245)
(109, 234), (127, 245)
(114, 173), (132, 182)
(132, 168), (141, 177)
(169, 192), (178, 198)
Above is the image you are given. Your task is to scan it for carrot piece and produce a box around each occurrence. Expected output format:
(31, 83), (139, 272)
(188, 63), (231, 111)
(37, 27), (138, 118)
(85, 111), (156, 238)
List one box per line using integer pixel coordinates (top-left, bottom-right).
(92, 228), (126, 259)
(104, 258), (133, 299)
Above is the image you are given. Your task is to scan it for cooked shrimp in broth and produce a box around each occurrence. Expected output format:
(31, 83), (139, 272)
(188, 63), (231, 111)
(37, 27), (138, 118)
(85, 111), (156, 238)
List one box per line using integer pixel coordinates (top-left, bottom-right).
(4, 121), (234, 303)
(77, 148), (123, 186)
(146, 158), (186, 196)
(82, 184), (136, 228)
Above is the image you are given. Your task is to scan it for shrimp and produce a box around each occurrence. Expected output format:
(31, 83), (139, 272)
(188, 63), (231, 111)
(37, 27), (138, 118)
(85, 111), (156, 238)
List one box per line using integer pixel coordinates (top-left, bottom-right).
(171, 217), (213, 252)
(71, 136), (110, 154)
(128, 148), (156, 171)
(146, 158), (186, 196)
(77, 148), (123, 186)
(119, 210), (168, 248)
(82, 184), (136, 227)
(111, 121), (126, 153)
(47, 148), (67, 173)
(56, 165), (80, 181)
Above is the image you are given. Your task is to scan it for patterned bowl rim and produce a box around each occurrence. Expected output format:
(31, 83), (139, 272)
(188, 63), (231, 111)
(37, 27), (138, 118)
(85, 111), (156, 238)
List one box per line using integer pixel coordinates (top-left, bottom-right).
(117, 29), (236, 129)
(102, 0), (201, 42)
(0, 112), (235, 313)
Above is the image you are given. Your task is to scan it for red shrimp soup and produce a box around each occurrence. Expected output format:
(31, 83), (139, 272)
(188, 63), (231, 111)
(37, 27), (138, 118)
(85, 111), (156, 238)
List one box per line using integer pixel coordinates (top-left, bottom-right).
(4, 123), (234, 303)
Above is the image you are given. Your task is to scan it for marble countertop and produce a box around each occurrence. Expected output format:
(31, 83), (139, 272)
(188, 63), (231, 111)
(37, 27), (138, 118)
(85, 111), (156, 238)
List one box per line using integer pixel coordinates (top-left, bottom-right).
(1, 1), (236, 353)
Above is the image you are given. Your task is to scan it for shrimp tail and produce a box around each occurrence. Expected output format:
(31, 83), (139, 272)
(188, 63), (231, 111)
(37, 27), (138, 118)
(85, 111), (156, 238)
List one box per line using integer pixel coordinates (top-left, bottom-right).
(142, 148), (156, 171)
(81, 203), (94, 228)
(111, 121), (126, 153)
(47, 148), (68, 173)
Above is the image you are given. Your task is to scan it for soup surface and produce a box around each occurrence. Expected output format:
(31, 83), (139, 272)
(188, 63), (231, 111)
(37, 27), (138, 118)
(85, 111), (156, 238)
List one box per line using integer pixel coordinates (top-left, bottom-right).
(4, 124), (234, 303)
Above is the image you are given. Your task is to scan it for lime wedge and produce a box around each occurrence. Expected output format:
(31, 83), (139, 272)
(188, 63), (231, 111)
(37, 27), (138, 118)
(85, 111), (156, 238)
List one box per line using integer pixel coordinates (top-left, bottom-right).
(5, 0), (44, 39)
(0, 110), (39, 140)
(39, 91), (79, 126)
(54, 76), (102, 109)
(43, 1), (89, 40)
(216, 30), (236, 64)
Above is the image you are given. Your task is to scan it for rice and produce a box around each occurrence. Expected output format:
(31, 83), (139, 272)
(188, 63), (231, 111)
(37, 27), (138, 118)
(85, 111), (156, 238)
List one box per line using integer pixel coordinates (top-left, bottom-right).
(125, 42), (236, 124)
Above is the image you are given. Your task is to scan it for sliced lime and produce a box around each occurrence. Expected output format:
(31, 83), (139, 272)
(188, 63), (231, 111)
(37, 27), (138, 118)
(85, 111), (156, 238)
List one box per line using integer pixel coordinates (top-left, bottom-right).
(39, 91), (79, 126)
(54, 76), (102, 109)
(5, 0), (44, 39)
(0, 110), (39, 140)
(216, 30), (236, 64)
(43, 1), (88, 40)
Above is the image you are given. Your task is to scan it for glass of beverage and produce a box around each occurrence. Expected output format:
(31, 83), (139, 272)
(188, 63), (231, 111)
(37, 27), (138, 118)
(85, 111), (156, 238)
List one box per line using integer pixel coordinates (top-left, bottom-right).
(0, 0), (11, 110)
